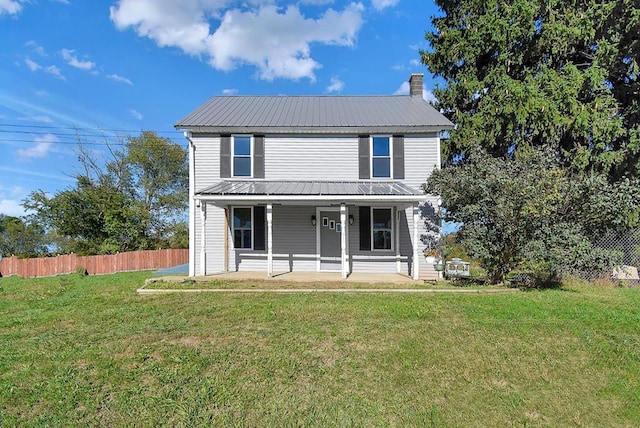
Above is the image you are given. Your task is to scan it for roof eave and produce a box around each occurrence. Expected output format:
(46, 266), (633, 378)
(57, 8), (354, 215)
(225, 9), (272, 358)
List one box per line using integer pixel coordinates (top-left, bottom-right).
(194, 194), (426, 205)
(174, 125), (454, 134)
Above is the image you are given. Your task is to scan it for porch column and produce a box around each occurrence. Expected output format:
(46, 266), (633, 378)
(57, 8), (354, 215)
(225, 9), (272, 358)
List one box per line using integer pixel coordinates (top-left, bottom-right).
(267, 204), (273, 278)
(396, 207), (401, 274)
(340, 203), (348, 279)
(412, 204), (420, 280)
(200, 202), (206, 276)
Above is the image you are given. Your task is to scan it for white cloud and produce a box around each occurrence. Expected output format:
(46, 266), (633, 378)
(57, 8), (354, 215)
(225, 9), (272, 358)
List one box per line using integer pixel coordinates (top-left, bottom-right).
(110, 1), (364, 81)
(107, 73), (133, 85)
(61, 49), (96, 71)
(2, 0), (67, 16)
(26, 40), (47, 56)
(44, 65), (65, 80)
(24, 58), (41, 71)
(17, 133), (58, 159)
(326, 76), (344, 93)
(18, 115), (53, 123)
(371, 0), (399, 9)
(222, 88), (238, 95)
(129, 109), (143, 120)
(0, 0), (23, 15)
(394, 80), (437, 104)
(0, 165), (73, 183)
(0, 199), (25, 217)
(25, 58), (66, 79)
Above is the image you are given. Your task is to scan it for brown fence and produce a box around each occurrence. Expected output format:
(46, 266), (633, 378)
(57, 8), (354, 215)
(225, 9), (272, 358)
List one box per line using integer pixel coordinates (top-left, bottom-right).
(0, 249), (188, 278)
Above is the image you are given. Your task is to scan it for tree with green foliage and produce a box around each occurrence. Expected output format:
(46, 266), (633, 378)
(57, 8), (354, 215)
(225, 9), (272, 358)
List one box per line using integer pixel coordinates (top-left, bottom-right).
(23, 131), (188, 255)
(421, 0), (640, 282)
(422, 0), (640, 178)
(425, 149), (638, 283)
(0, 214), (48, 258)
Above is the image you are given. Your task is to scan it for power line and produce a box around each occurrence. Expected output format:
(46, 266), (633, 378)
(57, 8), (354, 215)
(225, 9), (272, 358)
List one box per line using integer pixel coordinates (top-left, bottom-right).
(0, 137), (129, 146)
(0, 123), (183, 135)
(0, 123), (188, 147)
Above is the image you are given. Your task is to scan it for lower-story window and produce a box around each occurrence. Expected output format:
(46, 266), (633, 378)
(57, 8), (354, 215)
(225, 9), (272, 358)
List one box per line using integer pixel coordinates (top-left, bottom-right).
(233, 207), (253, 249)
(372, 208), (393, 250)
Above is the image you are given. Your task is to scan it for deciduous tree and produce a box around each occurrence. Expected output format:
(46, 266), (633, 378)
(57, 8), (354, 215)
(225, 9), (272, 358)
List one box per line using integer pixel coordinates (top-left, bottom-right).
(421, 0), (640, 282)
(23, 131), (188, 255)
(425, 149), (638, 283)
(0, 214), (47, 258)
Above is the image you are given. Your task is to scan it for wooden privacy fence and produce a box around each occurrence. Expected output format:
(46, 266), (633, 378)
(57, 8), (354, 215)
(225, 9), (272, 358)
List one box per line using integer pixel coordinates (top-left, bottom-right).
(0, 249), (188, 278)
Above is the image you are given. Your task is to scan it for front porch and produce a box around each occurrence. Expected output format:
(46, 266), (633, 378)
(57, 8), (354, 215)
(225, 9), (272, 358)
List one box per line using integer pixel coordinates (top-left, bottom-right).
(191, 180), (437, 280)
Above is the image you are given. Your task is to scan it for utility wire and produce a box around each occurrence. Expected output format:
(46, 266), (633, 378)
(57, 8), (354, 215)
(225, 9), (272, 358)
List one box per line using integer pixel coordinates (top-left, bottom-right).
(0, 123), (187, 146)
(0, 122), (183, 135)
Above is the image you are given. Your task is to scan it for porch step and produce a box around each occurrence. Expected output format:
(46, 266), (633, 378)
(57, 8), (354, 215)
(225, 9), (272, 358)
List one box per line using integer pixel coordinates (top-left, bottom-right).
(419, 264), (439, 281)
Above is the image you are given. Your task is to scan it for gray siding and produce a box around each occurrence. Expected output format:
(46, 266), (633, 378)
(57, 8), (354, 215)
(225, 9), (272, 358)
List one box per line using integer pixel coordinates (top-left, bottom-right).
(194, 136), (220, 190)
(348, 206), (410, 275)
(230, 205), (317, 272)
(190, 132), (440, 278)
(205, 205), (226, 274)
(265, 136), (359, 181)
(401, 134), (440, 280)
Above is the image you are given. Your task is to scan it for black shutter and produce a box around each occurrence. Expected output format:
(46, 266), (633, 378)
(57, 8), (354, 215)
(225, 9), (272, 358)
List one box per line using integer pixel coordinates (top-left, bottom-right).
(254, 135), (265, 178)
(393, 135), (405, 179)
(359, 206), (371, 251)
(220, 135), (231, 178)
(358, 135), (370, 179)
(253, 206), (266, 251)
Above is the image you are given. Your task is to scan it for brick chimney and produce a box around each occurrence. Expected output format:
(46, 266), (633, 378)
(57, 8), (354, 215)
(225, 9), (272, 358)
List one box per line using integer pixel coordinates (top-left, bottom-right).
(409, 73), (423, 98)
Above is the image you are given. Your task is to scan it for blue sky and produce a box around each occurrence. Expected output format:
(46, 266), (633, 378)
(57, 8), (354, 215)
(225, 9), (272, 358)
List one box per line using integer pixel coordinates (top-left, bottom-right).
(0, 0), (442, 217)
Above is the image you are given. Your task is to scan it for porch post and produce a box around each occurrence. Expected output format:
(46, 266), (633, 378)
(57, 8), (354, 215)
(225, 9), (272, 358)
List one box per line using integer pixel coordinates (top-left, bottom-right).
(396, 207), (401, 274)
(340, 203), (347, 279)
(413, 204), (420, 280)
(200, 202), (206, 276)
(267, 204), (273, 278)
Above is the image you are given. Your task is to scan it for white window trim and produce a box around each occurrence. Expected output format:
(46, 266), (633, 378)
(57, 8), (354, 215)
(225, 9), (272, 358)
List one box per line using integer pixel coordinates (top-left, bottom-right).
(232, 135), (253, 178)
(371, 207), (394, 251)
(370, 135), (393, 179)
(232, 206), (254, 250)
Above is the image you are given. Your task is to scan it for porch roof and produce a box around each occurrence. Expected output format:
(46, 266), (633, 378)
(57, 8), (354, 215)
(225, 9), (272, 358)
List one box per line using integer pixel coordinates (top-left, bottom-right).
(195, 180), (426, 203)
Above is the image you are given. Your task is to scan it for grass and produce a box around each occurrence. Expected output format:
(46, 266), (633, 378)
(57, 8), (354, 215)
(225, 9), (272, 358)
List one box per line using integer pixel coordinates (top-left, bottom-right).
(1, 272), (639, 426)
(143, 277), (490, 290)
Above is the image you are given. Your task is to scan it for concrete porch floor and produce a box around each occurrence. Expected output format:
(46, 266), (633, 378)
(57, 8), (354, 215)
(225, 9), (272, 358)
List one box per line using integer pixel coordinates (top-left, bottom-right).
(162, 271), (426, 285)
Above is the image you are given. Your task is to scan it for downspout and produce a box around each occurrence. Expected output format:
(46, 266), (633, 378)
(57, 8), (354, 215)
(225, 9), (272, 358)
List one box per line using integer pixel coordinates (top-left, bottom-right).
(185, 131), (196, 277)
(224, 207), (229, 273)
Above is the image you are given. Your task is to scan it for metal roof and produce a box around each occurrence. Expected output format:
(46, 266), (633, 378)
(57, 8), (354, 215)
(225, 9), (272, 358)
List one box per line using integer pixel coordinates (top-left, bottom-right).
(195, 180), (425, 203)
(175, 95), (453, 134)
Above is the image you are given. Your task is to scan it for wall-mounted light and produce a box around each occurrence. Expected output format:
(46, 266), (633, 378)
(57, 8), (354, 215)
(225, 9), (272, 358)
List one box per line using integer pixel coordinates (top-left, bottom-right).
(195, 199), (201, 208)
(349, 215), (354, 225)
(311, 215), (317, 226)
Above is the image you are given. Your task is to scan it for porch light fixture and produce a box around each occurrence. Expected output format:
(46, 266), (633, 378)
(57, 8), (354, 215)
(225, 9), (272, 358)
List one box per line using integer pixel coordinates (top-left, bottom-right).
(311, 215), (317, 226)
(349, 215), (354, 225)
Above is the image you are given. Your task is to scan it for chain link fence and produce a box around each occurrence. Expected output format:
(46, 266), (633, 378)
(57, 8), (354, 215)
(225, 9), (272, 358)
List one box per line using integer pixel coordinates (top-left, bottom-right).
(567, 229), (640, 285)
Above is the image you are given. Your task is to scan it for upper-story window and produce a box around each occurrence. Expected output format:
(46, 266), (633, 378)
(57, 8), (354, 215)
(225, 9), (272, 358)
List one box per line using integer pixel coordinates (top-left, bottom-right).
(371, 136), (392, 178)
(233, 135), (252, 177)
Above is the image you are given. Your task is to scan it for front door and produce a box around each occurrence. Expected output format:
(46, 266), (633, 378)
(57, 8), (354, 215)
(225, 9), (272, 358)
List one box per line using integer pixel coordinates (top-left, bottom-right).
(319, 211), (341, 271)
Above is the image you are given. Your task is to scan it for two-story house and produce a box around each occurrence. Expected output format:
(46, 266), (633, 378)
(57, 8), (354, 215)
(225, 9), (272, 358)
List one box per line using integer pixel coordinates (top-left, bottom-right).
(175, 74), (453, 280)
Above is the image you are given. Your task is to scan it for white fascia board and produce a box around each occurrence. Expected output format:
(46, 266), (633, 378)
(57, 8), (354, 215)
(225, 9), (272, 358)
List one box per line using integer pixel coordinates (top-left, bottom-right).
(195, 194), (425, 204)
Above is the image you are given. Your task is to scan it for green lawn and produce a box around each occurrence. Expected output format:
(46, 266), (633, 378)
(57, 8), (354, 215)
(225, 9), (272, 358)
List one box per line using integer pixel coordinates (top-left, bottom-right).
(1, 272), (639, 426)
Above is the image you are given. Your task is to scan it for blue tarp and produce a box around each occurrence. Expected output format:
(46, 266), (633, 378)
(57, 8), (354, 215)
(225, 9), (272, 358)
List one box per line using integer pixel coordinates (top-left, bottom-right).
(153, 263), (189, 276)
